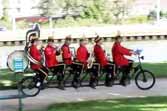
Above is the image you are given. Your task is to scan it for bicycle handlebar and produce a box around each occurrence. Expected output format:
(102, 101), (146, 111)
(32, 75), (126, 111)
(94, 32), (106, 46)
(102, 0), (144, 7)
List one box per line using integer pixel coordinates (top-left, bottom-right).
(134, 49), (143, 55)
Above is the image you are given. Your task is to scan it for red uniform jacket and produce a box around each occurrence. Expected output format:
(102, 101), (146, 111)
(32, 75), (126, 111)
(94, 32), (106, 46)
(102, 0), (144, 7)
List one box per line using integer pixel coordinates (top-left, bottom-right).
(29, 45), (42, 70)
(61, 44), (72, 65)
(94, 44), (108, 67)
(77, 45), (90, 66)
(44, 44), (58, 68)
(112, 42), (132, 66)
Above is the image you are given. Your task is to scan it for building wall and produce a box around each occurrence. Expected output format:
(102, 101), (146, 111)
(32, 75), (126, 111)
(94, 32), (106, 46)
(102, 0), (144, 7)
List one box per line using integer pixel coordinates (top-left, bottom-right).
(130, 0), (167, 16)
(6, 0), (40, 18)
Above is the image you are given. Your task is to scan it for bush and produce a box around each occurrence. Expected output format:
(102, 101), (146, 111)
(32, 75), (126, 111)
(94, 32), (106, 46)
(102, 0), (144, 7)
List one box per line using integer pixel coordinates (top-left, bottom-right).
(125, 16), (149, 24)
(16, 20), (29, 29)
(0, 20), (12, 29)
(54, 16), (78, 27)
(76, 18), (99, 26)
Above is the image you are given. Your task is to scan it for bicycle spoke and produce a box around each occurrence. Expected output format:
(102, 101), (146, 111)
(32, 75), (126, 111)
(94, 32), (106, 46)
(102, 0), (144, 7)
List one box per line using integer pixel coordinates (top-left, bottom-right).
(20, 77), (40, 96)
(135, 70), (155, 90)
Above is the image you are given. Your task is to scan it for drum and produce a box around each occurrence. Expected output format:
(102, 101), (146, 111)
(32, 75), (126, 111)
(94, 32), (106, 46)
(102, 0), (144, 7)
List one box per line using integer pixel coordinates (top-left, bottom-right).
(7, 50), (29, 72)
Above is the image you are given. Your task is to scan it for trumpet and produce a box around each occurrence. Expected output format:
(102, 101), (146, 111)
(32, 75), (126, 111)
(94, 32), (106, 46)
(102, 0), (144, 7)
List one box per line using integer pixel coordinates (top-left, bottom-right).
(87, 51), (94, 69)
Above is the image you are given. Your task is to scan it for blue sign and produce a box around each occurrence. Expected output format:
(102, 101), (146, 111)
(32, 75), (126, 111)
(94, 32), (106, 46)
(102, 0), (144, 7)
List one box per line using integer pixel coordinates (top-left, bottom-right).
(13, 58), (24, 72)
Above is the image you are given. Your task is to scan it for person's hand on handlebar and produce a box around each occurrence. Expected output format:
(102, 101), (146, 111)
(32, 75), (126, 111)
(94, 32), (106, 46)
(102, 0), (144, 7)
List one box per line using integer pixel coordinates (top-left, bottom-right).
(134, 49), (143, 55)
(130, 50), (137, 55)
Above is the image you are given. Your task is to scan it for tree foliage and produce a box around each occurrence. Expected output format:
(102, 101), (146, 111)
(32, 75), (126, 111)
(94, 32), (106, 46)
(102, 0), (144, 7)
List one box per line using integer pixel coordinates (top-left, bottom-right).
(38, 0), (85, 17)
(107, 0), (135, 24)
(1, 0), (9, 21)
(38, 0), (59, 16)
(35, 0), (136, 25)
(81, 0), (107, 22)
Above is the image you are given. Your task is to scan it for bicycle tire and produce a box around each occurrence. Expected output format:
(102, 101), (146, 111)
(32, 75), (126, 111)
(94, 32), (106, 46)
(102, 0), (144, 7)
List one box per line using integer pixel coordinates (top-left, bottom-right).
(19, 76), (40, 97)
(135, 70), (155, 90)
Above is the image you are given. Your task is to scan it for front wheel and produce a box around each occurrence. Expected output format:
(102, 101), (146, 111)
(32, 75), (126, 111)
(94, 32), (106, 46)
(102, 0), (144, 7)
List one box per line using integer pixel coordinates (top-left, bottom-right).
(19, 76), (41, 97)
(135, 70), (155, 90)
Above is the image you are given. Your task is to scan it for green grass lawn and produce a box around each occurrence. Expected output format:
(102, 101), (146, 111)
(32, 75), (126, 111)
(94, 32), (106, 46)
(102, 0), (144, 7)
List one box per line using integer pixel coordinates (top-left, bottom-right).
(0, 69), (33, 90)
(45, 96), (167, 111)
(0, 63), (167, 89)
(141, 63), (167, 78)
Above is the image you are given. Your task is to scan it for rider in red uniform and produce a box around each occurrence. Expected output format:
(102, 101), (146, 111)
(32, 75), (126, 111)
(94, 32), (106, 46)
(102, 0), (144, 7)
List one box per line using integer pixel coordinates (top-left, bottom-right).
(30, 39), (42, 70)
(92, 36), (114, 88)
(29, 34), (48, 89)
(44, 37), (64, 89)
(112, 35), (135, 86)
(61, 36), (72, 65)
(44, 37), (58, 68)
(71, 38), (90, 88)
(61, 36), (79, 88)
(77, 38), (90, 67)
(94, 40), (108, 67)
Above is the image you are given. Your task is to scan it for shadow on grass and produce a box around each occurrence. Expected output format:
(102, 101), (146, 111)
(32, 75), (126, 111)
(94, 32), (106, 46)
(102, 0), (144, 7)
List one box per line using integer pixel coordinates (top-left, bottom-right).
(0, 69), (33, 90)
(48, 96), (167, 111)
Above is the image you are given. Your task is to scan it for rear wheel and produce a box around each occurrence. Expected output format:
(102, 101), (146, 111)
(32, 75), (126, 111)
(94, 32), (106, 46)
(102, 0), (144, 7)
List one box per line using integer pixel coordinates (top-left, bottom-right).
(19, 76), (40, 97)
(135, 70), (155, 90)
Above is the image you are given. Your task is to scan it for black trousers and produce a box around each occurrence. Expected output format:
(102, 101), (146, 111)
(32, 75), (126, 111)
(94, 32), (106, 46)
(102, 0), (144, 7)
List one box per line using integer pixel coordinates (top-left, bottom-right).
(90, 63), (114, 85)
(34, 67), (48, 83)
(119, 62), (133, 83)
(103, 64), (115, 84)
(49, 64), (65, 82)
(71, 63), (84, 84)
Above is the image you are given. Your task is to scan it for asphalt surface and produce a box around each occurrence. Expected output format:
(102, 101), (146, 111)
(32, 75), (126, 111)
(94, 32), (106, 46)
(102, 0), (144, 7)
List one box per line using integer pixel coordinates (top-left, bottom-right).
(0, 78), (167, 111)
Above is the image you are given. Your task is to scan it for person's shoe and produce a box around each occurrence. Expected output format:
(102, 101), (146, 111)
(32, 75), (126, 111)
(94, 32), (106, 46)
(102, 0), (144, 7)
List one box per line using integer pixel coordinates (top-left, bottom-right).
(58, 85), (65, 90)
(89, 82), (96, 89)
(126, 79), (131, 85)
(119, 81), (127, 87)
(58, 82), (65, 90)
(72, 81), (78, 89)
(105, 80), (114, 87)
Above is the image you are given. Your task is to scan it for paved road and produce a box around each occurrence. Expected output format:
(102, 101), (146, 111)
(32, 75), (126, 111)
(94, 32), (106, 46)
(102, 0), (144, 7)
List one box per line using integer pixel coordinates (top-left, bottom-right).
(0, 78), (167, 111)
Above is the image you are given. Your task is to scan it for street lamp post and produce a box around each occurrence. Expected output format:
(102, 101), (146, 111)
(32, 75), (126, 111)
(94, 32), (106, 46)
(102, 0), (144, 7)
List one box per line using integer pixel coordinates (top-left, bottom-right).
(12, 16), (16, 31)
(156, 0), (160, 23)
(49, 17), (54, 36)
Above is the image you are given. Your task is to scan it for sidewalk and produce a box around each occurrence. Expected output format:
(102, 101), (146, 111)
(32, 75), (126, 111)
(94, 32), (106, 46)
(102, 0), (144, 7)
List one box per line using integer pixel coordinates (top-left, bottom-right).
(0, 78), (166, 111)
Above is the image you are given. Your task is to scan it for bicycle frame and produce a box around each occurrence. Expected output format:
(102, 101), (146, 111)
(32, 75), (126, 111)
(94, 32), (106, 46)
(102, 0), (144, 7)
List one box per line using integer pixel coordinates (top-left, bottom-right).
(130, 54), (145, 79)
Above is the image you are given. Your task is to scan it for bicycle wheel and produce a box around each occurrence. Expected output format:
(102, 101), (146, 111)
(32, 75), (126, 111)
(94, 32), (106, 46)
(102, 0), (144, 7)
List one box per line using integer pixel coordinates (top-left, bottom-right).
(135, 70), (155, 90)
(19, 76), (40, 97)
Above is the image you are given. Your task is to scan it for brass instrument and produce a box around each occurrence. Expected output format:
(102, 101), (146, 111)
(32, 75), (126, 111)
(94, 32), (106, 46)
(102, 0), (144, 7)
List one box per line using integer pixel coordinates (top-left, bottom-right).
(87, 49), (94, 69)
(87, 33), (98, 69)
(24, 23), (42, 66)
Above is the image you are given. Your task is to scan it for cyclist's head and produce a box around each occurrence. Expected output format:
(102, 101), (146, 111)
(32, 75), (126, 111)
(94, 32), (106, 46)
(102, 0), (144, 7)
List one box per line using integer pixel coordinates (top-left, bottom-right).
(65, 35), (72, 45)
(95, 35), (103, 45)
(30, 34), (39, 45)
(47, 36), (54, 45)
(80, 38), (87, 46)
(115, 35), (123, 43)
